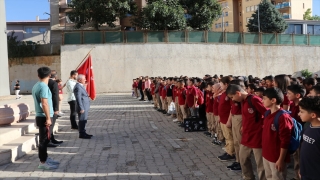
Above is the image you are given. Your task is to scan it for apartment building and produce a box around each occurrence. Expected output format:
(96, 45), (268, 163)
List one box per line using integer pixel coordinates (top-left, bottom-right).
(213, 0), (312, 32)
(6, 17), (50, 44)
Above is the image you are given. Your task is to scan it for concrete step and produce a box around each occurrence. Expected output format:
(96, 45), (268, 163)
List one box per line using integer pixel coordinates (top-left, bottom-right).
(0, 135), (37, 165)
(0, 121), (59, 166)
(0, 118), (37, 146)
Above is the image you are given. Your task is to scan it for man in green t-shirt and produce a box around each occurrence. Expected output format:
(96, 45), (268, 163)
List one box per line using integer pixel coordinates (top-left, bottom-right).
(32, 67), (60, 170)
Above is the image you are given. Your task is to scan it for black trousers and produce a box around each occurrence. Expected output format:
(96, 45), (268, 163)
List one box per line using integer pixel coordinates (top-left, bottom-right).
(50, 114), (57, 141)
(78, 119), (87, 135)
(36, 116), (50, 162)
(146, 89), (152, 101)
(139, 89), (144, 100)
(68, 100), (78, 128)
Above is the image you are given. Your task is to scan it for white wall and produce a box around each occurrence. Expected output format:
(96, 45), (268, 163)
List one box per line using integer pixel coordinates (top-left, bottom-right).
(0, 1), (10, 96)
(61, 44), (320, 93)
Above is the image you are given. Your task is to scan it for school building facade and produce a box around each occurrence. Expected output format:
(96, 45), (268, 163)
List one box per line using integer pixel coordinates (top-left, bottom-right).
(212, 0), (313, 32)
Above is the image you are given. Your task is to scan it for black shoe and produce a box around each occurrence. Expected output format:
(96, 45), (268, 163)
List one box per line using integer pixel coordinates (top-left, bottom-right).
(230, 163), (242, 171)
(218, 153), (235, 162)
(57, 115), (61, 117)
(212, 139), (222, 146)
(204, 131), (210, 135)
(139, 99), (144, 101)
(51, 139), (63, 144)
(206, 133), (212, 137)
(157, 109), (162, 112)
(85, 133), (93, 137)
(79, 134), (91, 139)
(227, 162), (239, 169)
(71, 126), (79, 130)
(162, 111), (167, 114)
(47, 142), (59, 147)
(179, 123), (185, 127)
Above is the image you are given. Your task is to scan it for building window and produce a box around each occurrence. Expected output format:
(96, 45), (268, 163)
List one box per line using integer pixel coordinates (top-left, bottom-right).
(240, 12), (242, 16)
(239, 2), (241, 6)
(225, 21), (229, 27)
(250, 6), (254, 11)
(315, 25), (320, 35)
(225, 12), (228, 16)
(307, 25), (314, 34)
(246, 17), (250, 23)
(25, 27), (32, 33)
(255, 5), (258, 10)
(215, 24), (218, 28)
(246, 7), (250, 12)
(39, 27), (47, 33)
(66, 0), (72, 4)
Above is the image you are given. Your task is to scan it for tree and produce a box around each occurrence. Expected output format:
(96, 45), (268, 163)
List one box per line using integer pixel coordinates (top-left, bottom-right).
(132, 0), (186, 30)
(303, 8), (320, 21)
(303, 8), (312, 20)
(247, 1), (287, 33)
(68, 0), (134, 30)
(180, 0), (221, 30)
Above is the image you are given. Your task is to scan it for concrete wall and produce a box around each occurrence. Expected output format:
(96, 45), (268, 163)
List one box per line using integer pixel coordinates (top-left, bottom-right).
(9, 56), (61, 94)
(0, 1), (10, 96)
(60, 44), (320, 93)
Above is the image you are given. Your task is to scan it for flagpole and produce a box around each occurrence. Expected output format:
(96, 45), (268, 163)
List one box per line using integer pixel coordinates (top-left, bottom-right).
(75, 47), (95, 70)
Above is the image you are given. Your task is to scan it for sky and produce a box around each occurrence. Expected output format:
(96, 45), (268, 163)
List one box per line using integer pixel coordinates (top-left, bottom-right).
(4, 0), (320, 21)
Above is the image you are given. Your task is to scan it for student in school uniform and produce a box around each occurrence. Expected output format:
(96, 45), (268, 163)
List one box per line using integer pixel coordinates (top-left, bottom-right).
(161, 80), (168, 113)
(173, 78), (181, 122)
(274, 74), (292, 110)
(212, 83), (224, 146)
(205, 82), (215, 137)
(247, 83), (258, 95)
(255, 87), (266, 99)
(217, 76), (235, 162)
(151, 79), (157, 108)
(262, 88), (293, 180)
(132, 79), (139, 98)
(226, 84), (267, 179)
(186, 78), (199, 117)
(177, 80), (187, 124)
(286, 85), (306, 180)
(166, 78), (173, 114)
(226, 80), (247, 172)
(298, 96), (320, 180)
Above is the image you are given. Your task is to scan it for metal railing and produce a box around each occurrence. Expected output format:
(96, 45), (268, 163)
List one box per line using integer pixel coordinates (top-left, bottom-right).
(62, 31), (320, 46)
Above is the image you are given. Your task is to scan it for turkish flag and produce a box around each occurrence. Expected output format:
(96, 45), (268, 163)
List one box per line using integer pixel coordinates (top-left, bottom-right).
(76, 55), (96, 100)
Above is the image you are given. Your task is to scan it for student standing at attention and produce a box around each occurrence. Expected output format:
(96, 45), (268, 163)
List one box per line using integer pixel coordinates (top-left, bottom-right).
(262, 88), (293, 180)
(298, 96), (320, 180)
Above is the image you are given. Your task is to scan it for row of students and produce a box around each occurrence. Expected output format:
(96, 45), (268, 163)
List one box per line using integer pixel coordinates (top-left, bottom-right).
(132, 74), (320, 180)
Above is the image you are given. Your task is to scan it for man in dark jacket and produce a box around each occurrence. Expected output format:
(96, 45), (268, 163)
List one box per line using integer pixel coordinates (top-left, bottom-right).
(138, 76), (144, 101)
(47, 71), (63, 147)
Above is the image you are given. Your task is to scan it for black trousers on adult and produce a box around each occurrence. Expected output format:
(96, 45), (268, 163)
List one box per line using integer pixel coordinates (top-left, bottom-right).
(139, 89), (144, 100)
(36, 116), (50, 162)
(78, 119), (88, 136)
(68, 100), (78, 128)
(50, 114), (57, 141)
(145, 89), (152, 101)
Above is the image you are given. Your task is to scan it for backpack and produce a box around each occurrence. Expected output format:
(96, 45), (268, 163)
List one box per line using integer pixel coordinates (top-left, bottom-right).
(247, 95), (260, 122)
(264, 109), (303, 154)
(197, 88), (204, 105)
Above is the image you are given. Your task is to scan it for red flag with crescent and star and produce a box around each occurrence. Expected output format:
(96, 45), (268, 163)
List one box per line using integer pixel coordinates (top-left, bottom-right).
(76, 54), (96, 100)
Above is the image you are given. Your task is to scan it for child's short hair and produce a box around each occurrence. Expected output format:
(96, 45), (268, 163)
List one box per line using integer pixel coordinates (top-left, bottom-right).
(207, 81), (214, 87)
(226, 84), (246, 95)
(220, 76), (233, 85)
(248, 83), (258, 91)
(55, 79), (62, 83)
(263, 87), (284, 105)
(303, 78), (317, 86)
(230, 79), (245, 89)
(299, 96), (320, 116)
(265, 75), (274, 81)
(256, 87), (266, 93)
(287, 85), (306, 98)
(311, 85), (320, 95)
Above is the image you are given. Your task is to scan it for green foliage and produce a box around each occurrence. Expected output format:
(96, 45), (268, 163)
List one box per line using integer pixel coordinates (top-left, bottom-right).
(180, 0), (221, 30)
(132, 0), (221, 30)
(247, 1), (288, 33)
(301, 69), (313, 78)
(7, 31), (38, 63)
(68, 0), (135, 30)
(303, 8), (320, 21)
(132, 0), (186, 30)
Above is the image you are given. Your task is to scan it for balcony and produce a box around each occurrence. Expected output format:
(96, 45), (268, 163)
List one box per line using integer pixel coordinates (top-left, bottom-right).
(283, 14), (291, 19)
(275, 2), (291, 9)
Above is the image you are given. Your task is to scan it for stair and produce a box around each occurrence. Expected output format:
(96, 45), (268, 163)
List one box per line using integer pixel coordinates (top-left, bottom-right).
(0, 116), (59, 166)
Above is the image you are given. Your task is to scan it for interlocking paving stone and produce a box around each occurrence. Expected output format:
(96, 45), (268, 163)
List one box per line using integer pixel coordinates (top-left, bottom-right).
(0, 93), (296, 180)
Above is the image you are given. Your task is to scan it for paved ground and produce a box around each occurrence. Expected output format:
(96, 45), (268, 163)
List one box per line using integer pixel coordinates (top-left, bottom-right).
(0, 94), (295, 180)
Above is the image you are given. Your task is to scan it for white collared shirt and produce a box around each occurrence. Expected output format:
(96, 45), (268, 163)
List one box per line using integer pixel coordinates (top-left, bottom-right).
(66, 79), (77, 101)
